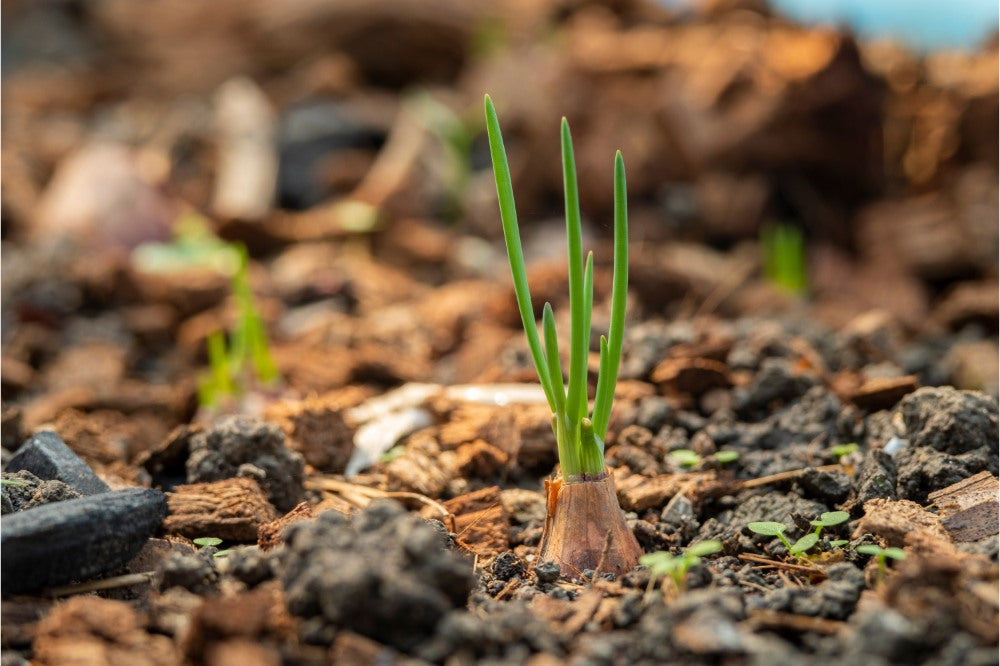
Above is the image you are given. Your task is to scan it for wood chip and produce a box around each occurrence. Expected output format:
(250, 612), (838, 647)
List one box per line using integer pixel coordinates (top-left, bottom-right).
(747, 609), (845, 635)
(422, 486), (510, 558)
(927, 471), (1000, 542)
(530, 588), (603, 637)
(165, 478), (278, 542)
(853, 498), (950, 547)
(614, 470), (717, 512)
(847, 375), (920, 411)
(651, 357), (731, 397)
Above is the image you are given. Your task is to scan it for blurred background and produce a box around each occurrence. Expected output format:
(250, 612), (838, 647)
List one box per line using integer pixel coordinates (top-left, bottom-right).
(1, 0), (997, 451)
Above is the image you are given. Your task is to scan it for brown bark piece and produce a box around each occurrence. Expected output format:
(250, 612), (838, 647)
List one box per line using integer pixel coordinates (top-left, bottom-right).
(331, 631), (403, 665)
(422, 485), (511, 559)
(385, 433), (455, 497)
(183, 582), (296, 663)
(264, 387), (372, 472)
(927, 471), (999, 542)
(614, 471), (717, 512)
(651, 357), (731, 397)
(258, 502), (314, 551)
(204, 640), (281, 666)
(33, 596), (178, 666)
(847, 375), (920, 411)
(853, 498), (950, 547)
(453, 439), (509, 478)
(166, 478), (278, 542)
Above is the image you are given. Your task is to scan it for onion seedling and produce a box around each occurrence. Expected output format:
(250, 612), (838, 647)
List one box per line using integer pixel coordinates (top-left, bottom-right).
(485, 95), (641, 576)
(856, 544), (905, 585)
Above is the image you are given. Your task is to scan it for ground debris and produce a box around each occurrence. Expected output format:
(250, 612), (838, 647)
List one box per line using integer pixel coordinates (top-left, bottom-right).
(33, 596), (178, 666)
(853, 497), (950, 547)
(166, 477), (278, 542)
(927, 471), (999, 542)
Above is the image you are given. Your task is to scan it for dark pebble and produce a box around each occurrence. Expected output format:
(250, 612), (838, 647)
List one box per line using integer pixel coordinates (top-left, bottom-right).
(5, 430), (109, 496)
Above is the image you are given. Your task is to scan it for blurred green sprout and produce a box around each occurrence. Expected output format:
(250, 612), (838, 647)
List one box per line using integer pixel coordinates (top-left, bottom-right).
(640, 540), (722, 596)
(197, 245), (280, 409)
(760, 222), (807, 296)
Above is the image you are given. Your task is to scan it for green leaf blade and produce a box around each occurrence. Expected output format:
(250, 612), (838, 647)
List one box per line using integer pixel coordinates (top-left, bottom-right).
(561, 117), (587, 432)
(484, 95), (555, 411)
(747, 521), (787, 536)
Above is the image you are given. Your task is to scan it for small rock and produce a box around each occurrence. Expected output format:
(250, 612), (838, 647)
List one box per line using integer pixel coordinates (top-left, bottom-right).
(187, 416), (304, 512)
(5, 430), (109, 496)
(1, 487), (167, 594)
(158, 550), (219, 595)
(491, 552), (525, 581)
(1, 470), (80, 514)
(533, 561), (561, 585)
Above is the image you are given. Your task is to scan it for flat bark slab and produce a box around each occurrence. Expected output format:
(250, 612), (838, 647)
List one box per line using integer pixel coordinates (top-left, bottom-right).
(928, 471), (999, 542)
(614, 470), (717, 512)
(166, 478), (278, 542)
(420, 485), (510, 559)
(853, 498), (950, 547)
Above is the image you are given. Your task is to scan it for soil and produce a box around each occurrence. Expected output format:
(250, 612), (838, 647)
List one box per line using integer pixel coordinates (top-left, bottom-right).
(2, 2), (998, 665)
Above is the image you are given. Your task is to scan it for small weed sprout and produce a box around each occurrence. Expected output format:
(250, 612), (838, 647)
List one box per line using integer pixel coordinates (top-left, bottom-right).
(669, 449), (740, 469)
(760, 222), (808, 295)
(810, 511), (850, 538)
(747, 521), (818, 557)
(640, 540), (722, 597)
(856, 544), (905, 585)
(193, 536), (231, 558)
(197, 245), (280, 409)
(829, 443), (859, 461)
(0, 479), (28, 487)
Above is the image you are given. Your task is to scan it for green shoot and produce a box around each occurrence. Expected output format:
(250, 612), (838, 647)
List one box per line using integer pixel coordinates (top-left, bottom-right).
(193, 536), (231, 558)
(640, 540), (722, 596)
(669, 449), (701, 469)
(747, 521), (817, 556)
(829, 540), (850, 548)
(669, 449), (740, 469)
(829, 443), (859, 461)
(198, 244), (280, 409)
(485, 95), (628, 481)
(856, 544), (906, 585)
(810, 510), (850, 537)
(0, 479), (28, 487)
(760, 222), (808, 296)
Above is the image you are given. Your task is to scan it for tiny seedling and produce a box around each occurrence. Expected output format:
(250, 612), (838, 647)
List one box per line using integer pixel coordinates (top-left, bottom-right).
(747, 521), (818, 557)
(197, 244), (281, 409)
(0, 479), (28, 487)
(760, 222), (808, 295)
(640, 540), (722, 596)
(193, 536), (231, 558)
(669, 449), (739, 469)
(829, 443), (859, 461)
(856, 544), (905, 585)
(810, 511), (850, 538)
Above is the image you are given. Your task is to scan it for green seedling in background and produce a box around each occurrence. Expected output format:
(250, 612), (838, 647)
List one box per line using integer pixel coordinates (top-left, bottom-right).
(132, 212), (241, 274)
(747, 521), (818, 556)
(0, 479), (28, 487)
(856, 544), (905, 585)
(409, 91), (480, 223)
(830, 443), (859, 460)
(760, 222), (808, 296)
(197, 244), (280, 409)
(485, 94), (628, 481)
(640, 540), (722, 596)
(810, 511), (850, 538)
(669, 449), (740, 469)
